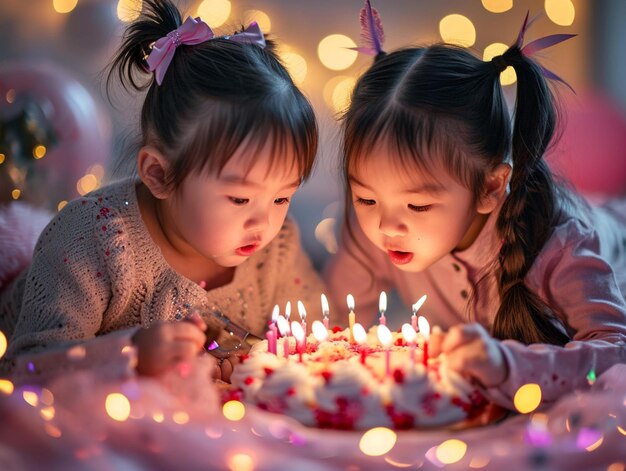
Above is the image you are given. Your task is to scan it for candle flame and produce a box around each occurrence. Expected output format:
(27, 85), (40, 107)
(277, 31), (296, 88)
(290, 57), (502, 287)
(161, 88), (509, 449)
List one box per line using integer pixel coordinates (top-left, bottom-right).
(312, 320), (328, 342)
(271, 304), (279, 323)
(401, 323), (416, 343)
(321, 293), (329, 317)
(290, 321), (304, 342)
(377, 324), (392, 347)
(379, 291), (387, 314)
(285, 301), (291, 320)
(347, 294), (355, 311)
(412, 294), (427, 314)
(352, 322), (366, 344)
(417, 316), (430, 339)
(297, 300), (307, 321)
(276, 315), (290, 336)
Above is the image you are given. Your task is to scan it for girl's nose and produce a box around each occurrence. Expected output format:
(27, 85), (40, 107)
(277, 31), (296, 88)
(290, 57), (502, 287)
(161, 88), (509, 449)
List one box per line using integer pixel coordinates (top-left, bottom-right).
(244, 210), (270, 233)
(379, 212), (408, 238)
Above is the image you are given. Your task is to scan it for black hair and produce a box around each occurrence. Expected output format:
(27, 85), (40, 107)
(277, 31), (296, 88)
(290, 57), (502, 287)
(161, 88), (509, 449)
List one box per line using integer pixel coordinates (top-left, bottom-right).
(107, 0), (317, 189)
(342, 42), (570, 346)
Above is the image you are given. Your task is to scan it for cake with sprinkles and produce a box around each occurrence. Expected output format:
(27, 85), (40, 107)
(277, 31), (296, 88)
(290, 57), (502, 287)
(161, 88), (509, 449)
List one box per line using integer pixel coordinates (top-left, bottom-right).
(230, 327), (488, 430)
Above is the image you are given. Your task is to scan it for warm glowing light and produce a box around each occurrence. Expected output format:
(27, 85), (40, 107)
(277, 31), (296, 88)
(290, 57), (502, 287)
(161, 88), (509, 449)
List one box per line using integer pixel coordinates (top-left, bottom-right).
(618, 425), (626, 436)
(117, 0), (142, 22)
(77, 174), (99, 196)
(57, 200), (68, 211)
(196, 0), (231, 27)
(11, 189), (21, 200)
(53, 0), (78, 14)
(412, 295), (427, 314)
(484, 43), (517, 85)
(0, 330), (6, 358)
(223, 400), (246, 421)
(359, 427), (397, 456)
(481, 0), (513, 13)
(329, 76), (356, 114)
(271, 304), (279, 323)
(297, 300), (307, 322)
(44, 423), (62, 438)
(439, 14), (476, 47)
(607, 463), (626, 471)
(317, 34), (358, 71)
(321, 294), (329, 317)
(244, 9), (271, 33)
(417, 316), (430, 340)
(173, 411), (190, 424)
(152, 411), (165, 423)
(33, 145), (47, 159)
(401, 323), (416, 343)
(545, 0), (575, 26)
(584, 434), (604, 452)
(285, 301), (291, 320)
(312, 320), (328, 342)
(379, 291), (387, 314)
(290, 321), (304, 342)
(469, 455), (491, 468)
(436, 439), (467, 464)
(23, 390), (39, 407)
(276, 315), (289, 336)
(0, 379), (14, 395)
(40, 406), (56, 421)
(347, 294), (355, 312)
(227, 452), (255, 471)
(314, 217), (338, 253)
(281, 51), (307, 84)
(0, 153), (5, 164)
(377, 324), (392, 347)
(513, 383), (542, 413)
(105, 393), (131, 421)
(353, 323), (367, 344)
(67, 344), (86, 360)
(40, 388), (54, 406)
(5, 89), (16, 103)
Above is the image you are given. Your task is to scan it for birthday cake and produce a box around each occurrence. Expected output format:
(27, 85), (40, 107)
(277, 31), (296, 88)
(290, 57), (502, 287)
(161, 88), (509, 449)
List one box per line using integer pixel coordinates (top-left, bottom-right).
(230, 327), (488, 430)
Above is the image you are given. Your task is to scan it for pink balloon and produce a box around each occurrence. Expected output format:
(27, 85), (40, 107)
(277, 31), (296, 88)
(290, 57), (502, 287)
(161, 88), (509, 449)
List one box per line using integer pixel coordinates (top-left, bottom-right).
(0, 61), (111, 207)
(546, 88), (626, 197)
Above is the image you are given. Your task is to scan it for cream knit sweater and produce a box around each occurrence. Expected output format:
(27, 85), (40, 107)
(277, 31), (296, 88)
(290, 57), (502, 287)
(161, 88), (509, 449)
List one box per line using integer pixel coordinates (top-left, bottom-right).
(0, 179), (326, 383)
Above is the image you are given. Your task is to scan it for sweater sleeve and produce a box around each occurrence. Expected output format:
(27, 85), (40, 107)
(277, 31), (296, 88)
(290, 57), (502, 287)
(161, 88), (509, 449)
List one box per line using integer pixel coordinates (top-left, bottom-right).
(485, 219), (626, 409)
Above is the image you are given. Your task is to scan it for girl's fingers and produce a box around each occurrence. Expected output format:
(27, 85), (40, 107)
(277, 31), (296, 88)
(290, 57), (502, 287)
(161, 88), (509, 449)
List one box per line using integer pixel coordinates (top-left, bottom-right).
(184, 311), (207, 331)
(441, 324), (480, 353)
(172, 322), (207, 350)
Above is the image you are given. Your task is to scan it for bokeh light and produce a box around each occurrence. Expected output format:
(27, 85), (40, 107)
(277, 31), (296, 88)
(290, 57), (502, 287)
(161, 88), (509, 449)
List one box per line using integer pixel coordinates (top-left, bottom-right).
(469, 454), (491, 468)
(280, 51), (307, 84)
(323, 76), (356, 114)
(44, 423), (62, 438)
(317, 34), (358, 71)
(77, 174), (99, 196)
(481, 0), (513, 13)
(57, 200), (68, 211)
(23, 390), (39, 407)
(0, 330), (6, 358)
(435, 439), (467, 464)
(545, 0), (575, 26)
(5, 89), (16, 104)
(196, 0), (231, 28)
(33, 145), (47, 159)
(359, 427), (397, 456)
(439, 14), (476, 47)
(117, 0), (142, 23)
(11, 189), (21, 200)
(243, 9), (271, 33)
(513, 383), (542, 413)
(0, 379), (14, 395)
(0, 153), (5, 164)
(314, 217), (338, 253)
(105, 392), (131, 421)
(227, 452), (255, 471)
(223, 400), (246, 421)
(173, 411), (190, 424)
(483, 43), (517, 85)
(53, 0), (78, 14)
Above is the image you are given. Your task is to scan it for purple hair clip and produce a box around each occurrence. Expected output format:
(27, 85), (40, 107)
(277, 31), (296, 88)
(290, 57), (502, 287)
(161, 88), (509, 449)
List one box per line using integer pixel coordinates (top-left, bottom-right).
(515, 11), (577, 92)
(146, 17), (266, 86)
(351, 0), (385, 56)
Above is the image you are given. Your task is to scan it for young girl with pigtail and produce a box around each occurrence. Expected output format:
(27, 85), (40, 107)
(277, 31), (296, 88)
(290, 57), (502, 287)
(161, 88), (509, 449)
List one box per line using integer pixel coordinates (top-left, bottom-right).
(0, 0), (326, 384)
(326, 3), (626, 410)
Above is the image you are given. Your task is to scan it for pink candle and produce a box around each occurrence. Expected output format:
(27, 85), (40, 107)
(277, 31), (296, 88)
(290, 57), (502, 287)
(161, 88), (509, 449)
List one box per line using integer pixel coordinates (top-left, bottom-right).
(378, 291), (387, 326)
(265, 329), (277, 354)
(418, 315), (430, 368)
(411, 295), (427, 330)
(377, 324), (392, 377)
(291, 321), (305, 363)
(276, 315), (290, 359)
(321, 293), (330, 330)
(352, 323), (367, 365)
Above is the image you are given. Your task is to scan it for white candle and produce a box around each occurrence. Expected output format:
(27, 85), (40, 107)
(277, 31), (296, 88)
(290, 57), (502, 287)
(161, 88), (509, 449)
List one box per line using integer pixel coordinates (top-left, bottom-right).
(377, 324), (393, 377)
(378, 291), (387, 326)
(401, 323), (417, 367)
(411, 294), (427, 330)
(347, 294), (356, 343)
(291, 321), (305, 362)
(276, 315), (290, 359)
(321, 293), (330, 329)
(418, 315), (430, 368)
(352, 322), (367, 365)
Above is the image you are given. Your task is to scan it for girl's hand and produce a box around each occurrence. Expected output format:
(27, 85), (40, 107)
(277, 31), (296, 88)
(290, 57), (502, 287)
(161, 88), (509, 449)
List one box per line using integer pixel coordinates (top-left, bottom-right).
(440, 323), (508, 388)
(214, 355), (241, 383)
(133, 313), (219, 376)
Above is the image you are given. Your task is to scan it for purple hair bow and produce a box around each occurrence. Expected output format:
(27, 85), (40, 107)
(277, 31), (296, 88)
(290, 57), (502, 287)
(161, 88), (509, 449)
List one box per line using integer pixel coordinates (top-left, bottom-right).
(351, 0), (385, 56)
(146, 18), (266, 86)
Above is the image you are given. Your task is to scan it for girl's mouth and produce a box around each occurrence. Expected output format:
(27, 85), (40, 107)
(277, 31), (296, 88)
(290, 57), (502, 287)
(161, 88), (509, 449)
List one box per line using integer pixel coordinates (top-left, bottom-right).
(387, 250), (414, 265)
(236, 243), (259, 256)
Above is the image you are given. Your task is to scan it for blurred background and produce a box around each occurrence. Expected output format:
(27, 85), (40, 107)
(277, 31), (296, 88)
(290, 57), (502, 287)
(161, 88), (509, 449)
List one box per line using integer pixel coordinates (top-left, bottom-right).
(1, 0), (626, 276)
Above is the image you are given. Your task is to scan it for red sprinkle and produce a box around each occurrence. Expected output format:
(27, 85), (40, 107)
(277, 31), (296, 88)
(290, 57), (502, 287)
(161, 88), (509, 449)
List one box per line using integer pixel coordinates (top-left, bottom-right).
(393, 369), (405, 384)
(263, 367), (274, 376)
(244, 376), (254, 385)
(321, 371), (333, 383)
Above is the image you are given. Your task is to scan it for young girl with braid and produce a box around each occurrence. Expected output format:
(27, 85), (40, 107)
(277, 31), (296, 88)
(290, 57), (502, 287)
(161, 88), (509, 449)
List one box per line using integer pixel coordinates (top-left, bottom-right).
(0, 0), (325, 384)
(325, 8), (626, 411)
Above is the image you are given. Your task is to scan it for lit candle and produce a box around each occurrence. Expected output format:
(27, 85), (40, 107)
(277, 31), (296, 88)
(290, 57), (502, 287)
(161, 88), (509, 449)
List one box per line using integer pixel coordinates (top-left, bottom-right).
(266, 304), (279, 354)
(411, 294), (427, 331)
(297, 300), (307, 350)
(401, 323), (417, 367)
(418, 315), (430, 368)
(321, 293), (330, 330)
(285, 301), (292, 322)
(352, 322), (367, 365)
(377, 324), (392, 377)
(276, 315), (290, 359)
(347, 294), (356, 343)
(312, 320), (328, 343)
(378, 291), (387, 326)
(291, 321), (305, 363)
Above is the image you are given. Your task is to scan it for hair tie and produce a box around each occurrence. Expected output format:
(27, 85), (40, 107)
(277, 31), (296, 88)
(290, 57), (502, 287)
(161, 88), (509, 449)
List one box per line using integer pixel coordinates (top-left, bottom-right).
(491, 55), (508, 73)
(146, 18), (266, 86)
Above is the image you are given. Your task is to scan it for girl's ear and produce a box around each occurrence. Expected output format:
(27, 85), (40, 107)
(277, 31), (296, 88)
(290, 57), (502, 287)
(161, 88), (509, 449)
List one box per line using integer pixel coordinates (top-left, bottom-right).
(477, 163), (511, 214)
(137, 146), (171, 199)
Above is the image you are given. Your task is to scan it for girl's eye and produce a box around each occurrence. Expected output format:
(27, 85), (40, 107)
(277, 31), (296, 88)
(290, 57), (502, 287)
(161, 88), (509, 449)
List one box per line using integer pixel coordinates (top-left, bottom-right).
(274, 197), (290, 205)
(355, 198), (376, 206)
(229, 197), (249, 205)
(408, 204), (432, 213)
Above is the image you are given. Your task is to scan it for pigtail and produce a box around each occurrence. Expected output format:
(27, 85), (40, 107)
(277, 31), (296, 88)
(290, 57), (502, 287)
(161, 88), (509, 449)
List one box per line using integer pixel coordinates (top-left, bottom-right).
(491, 45), (570, 346)
(106, 0), (182, 93)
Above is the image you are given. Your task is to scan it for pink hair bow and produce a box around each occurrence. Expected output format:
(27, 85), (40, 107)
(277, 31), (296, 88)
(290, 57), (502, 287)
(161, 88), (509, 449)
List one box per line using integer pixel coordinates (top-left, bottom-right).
(516, 11), (577, 93)
(147, 16), (215, 85)
(224, 22), (266, 48)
